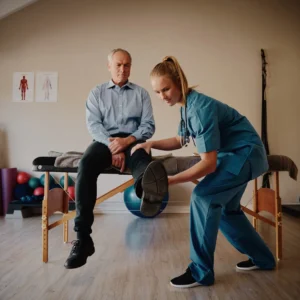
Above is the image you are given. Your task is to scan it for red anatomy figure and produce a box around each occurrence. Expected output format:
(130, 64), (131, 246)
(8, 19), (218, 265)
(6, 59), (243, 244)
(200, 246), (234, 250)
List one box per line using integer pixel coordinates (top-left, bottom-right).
(19, 76), (29, 100)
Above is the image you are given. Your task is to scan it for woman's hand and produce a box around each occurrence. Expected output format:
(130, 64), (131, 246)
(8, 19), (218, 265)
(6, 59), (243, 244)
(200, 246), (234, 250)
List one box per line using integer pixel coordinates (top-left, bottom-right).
(168, 176), (177, 186)
(131, 142), (152, 155)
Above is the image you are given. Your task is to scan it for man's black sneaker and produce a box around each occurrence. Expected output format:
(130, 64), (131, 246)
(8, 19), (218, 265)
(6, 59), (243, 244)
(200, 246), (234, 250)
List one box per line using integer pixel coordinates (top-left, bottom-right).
(170, 268), (201, 288)
(64, 238), (95, 269)
(236, 259), (259, 271)
(140, 160), (168, 217)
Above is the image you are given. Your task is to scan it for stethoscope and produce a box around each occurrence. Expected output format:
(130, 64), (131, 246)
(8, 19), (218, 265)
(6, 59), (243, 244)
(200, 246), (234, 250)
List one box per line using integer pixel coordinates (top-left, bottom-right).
(180, 100), (190, 147)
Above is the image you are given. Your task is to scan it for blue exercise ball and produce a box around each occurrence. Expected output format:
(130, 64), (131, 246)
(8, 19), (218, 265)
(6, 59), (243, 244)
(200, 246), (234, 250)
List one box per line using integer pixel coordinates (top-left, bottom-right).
(40, 174), (55, 187)
(50, 183), (62, 190)
(123, 185), (168, 218)
(14, 183), (33, 200)
(59, 175), (74, 187)
(28, 177), (41, 189)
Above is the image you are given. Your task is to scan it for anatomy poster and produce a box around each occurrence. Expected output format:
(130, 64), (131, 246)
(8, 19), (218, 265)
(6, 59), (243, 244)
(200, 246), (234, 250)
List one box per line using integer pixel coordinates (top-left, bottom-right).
(12, 72), (34, 102)
(35, 72), (58, 102)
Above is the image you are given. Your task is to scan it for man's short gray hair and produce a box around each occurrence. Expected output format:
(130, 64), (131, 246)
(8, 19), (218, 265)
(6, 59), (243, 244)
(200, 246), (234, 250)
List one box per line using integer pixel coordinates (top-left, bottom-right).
(108, 48), (132, 63)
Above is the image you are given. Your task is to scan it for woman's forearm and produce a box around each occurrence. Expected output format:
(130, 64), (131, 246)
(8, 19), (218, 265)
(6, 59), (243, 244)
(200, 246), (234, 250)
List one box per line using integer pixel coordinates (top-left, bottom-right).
(170, 159), (216, 185)
(149, 136), (182, 151)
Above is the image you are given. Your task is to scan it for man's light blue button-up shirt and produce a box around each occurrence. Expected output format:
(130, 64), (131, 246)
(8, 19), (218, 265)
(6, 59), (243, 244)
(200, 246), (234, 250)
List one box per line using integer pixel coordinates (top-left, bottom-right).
(86, 80), (155, 146)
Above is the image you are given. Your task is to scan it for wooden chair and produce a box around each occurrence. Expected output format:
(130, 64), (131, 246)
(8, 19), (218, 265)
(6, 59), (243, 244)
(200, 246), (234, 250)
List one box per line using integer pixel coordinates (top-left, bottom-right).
(242, 172), (282, 261)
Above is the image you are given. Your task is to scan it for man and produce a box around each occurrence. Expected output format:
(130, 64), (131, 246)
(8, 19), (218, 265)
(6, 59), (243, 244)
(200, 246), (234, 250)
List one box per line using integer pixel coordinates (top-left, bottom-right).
(64, 49), (168, 269)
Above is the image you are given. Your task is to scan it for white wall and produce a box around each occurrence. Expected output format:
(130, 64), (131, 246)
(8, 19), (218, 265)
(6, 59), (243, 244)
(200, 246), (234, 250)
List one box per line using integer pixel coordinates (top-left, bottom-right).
(0, 0), (299, 212)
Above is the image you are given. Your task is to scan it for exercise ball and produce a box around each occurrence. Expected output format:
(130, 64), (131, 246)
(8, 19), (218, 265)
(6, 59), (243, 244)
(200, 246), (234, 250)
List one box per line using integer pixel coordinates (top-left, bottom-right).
(21, 195), (43, 203)
(123, 185), (168, 218)
(17, 172), (31, 184)
(21, 195), (33, 203)
(67, 186), (75, 201)
(59, 175), (74, 187)
(14, 183), (33, 200)
(28, 177), (41, 189)
(50, 183), (61, 190)
(40, 174), (54, 187)
(33, 187), (44, 196)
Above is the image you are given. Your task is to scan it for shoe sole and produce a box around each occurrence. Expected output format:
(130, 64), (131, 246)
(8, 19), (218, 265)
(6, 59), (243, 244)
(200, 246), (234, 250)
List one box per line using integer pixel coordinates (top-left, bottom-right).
(140, 161), (168, 217)
(64, 247), (95, 269)
(236, 265), (259, 271)
(170, 281), (202, 288)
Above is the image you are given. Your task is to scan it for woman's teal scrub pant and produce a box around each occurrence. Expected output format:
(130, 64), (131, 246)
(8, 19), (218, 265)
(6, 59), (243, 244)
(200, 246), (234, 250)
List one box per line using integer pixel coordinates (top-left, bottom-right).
(189, 160), (276, 285)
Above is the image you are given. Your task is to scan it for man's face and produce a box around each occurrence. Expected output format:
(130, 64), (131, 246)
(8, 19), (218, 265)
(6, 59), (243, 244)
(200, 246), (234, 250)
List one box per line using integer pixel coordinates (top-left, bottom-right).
(108, 51), (131, 87)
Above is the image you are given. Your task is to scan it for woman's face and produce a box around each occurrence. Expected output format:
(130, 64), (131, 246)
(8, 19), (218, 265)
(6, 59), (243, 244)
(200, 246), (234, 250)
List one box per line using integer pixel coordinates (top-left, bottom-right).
(151, 76), (183, 106)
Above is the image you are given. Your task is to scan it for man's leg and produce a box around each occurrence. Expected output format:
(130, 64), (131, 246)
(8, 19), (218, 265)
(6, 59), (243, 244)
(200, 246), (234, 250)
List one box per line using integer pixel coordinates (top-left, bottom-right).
(65, 141), (112, 269)
(124, 141), (152, 197)
(125, 141), (168, 217)
(74, 141), (112, 236)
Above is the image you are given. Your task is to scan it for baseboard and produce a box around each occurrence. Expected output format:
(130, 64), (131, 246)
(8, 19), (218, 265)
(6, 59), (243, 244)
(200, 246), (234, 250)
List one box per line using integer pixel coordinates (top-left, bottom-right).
(282, 204), (300, 217)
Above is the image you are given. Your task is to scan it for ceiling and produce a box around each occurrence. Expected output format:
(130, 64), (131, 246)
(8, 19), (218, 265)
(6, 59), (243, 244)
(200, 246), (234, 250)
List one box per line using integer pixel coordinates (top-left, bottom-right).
(0, 0), (39, 20)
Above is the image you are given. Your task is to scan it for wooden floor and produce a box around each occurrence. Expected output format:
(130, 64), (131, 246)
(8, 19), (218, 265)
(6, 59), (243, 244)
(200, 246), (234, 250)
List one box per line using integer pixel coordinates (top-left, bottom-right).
(0, 212), (299, 300)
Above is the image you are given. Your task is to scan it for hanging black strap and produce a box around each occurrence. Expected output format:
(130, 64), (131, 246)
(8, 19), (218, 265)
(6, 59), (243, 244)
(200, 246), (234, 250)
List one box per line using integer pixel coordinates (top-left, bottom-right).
(261, 49), (271, 188)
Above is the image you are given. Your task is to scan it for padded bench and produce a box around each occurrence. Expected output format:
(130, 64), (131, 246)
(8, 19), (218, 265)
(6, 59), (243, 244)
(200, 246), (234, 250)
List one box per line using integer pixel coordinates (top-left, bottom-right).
(32, 154), (298, 262)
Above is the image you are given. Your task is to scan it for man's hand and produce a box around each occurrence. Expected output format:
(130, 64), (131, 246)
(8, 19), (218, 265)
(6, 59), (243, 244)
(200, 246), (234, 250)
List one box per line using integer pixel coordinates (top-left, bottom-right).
(111, 152), (126, 172)
(109, 137), (129, 154)
(131, 142), (152, 155)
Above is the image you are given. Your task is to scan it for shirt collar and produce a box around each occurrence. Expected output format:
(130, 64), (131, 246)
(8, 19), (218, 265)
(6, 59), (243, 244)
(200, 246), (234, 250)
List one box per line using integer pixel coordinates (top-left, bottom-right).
(107, 80), (133, 89)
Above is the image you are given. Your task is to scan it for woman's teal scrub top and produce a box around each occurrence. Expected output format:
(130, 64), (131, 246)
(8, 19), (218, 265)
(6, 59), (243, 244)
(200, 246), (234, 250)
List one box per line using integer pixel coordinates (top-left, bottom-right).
(178, 90), (268, 179)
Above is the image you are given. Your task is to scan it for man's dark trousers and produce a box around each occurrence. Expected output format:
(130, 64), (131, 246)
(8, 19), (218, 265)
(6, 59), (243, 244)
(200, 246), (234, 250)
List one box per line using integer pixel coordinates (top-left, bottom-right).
(74, 134), (151, 239)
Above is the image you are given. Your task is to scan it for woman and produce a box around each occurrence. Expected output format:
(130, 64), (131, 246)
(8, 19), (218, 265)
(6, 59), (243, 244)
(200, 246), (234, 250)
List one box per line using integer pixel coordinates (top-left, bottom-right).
(131, 56), (275, 288)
